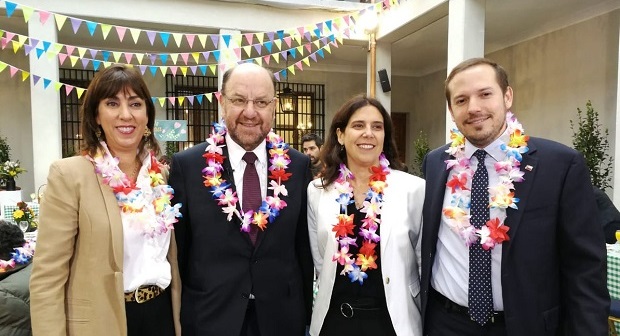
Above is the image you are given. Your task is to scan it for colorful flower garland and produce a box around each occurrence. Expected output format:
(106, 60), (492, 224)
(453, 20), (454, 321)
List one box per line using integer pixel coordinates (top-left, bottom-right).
(331, 153), (390, 285)
(443, 112), (529, 250)
(202, 122), (291, 233)
(0, 240), (35, 273)
(87, 142), (182, 238)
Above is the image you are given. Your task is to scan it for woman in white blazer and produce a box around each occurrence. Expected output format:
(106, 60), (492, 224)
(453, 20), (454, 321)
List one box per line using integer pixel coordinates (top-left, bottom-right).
(307, 94), (424, 336)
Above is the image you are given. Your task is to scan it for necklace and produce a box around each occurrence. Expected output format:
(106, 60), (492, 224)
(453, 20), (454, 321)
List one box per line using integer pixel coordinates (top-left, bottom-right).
(0, 240), (35, 273)
(87, 141), (182, 238)
(331, 153), (390, 285)
(443, 112), (528, 250)
(203, 122), (291, 233)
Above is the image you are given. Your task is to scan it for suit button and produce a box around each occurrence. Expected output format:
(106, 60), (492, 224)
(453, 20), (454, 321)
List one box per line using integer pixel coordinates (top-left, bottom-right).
(385, 277), (390, 284)
(253, 259), (259, 264)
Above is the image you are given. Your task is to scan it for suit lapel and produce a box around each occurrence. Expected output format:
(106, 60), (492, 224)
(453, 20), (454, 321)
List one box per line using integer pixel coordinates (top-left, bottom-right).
(96, 173), (124, 271)
(430, 150), (451, 241)
(379, 171), (397, 249)
(503, 143), (538, 256)
(254, 147), (274, 250)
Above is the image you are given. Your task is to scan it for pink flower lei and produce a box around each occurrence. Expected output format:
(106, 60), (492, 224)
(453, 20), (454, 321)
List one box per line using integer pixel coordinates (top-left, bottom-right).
(331, 153), (390, 285)
(202, 122), (291, 233)
(87, 142), (182, 238)
(443, 112), (529, 250)
(0, 240), (35, 273)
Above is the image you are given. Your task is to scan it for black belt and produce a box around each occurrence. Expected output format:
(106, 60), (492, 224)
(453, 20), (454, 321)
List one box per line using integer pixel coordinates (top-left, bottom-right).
(329, 298), (386, 319)
(430, 287), (504, 323)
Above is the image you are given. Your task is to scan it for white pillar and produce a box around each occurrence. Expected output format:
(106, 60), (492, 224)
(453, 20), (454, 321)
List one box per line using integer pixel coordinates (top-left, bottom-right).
(613, 19), (620, 204)
(29, 13), (61, 192)
(445, 0), (486, 142)
(375, 41), (392, 112)
(217, 29), (241, 120)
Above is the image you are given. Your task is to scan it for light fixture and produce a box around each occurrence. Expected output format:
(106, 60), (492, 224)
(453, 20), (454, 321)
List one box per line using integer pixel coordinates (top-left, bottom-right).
(279, 52), (297, 113)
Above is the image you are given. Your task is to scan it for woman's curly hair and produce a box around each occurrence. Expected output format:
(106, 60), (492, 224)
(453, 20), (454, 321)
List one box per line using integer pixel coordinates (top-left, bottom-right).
(0, 220), (25, 260)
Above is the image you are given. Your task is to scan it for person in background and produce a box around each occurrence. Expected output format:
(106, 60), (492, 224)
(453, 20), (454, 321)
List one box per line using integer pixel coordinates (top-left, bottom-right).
(421, 57), (608, 335)
(301, 133), (324, 179)
(169, 63), (314, 336)
(307, 94), (424, 336)
(30, 64), (182, 336)
(593, 186), (620, 244)
(0, 220), (34, 336)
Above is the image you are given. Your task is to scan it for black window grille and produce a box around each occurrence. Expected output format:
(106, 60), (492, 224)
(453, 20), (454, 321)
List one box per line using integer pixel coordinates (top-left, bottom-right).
(59, 68), (95, 157)
(275, 82), (325, 151)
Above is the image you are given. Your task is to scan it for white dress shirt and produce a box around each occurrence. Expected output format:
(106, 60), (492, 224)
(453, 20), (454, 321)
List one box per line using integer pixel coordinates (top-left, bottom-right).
(225, 133), (268, 206)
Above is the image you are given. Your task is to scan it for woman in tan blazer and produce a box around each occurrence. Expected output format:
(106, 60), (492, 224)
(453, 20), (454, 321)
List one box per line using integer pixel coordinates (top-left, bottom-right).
(30, 65), (182, 336)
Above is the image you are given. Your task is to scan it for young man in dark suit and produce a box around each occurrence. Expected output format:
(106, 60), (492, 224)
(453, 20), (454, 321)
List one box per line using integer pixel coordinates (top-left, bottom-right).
(169, 63), (313, 336)
(420, 57), (609, 335)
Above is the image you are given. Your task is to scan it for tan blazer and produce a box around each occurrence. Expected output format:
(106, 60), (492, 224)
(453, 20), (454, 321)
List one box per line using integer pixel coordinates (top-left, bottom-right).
(30, 156), (181, 336)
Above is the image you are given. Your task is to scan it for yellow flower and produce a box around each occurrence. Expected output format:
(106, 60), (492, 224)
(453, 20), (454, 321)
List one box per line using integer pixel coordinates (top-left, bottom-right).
(13, 209), (24, 220)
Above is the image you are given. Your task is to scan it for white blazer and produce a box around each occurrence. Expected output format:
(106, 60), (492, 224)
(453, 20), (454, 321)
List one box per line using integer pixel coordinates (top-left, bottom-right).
(307, 169), (424, 336)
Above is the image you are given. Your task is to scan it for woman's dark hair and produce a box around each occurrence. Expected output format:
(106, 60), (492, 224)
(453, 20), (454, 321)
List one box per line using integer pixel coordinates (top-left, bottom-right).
(0, 220), (25, 260)
(320, 94), (404, 187)
(80, 64), (160, 157)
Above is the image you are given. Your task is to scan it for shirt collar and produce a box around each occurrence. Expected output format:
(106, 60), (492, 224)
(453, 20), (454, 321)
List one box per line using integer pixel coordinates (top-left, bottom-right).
(225, 133), (267, 170)
(464, 128), (510, 162)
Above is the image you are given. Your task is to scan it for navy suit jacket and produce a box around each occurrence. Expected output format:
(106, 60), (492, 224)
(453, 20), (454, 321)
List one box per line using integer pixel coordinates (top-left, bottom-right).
(170, 142), (313, 336)
(421, 137), (609, 335)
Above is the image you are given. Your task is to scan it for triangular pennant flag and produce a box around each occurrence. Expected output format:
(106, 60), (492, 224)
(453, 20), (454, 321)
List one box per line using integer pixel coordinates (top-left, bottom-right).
(29, 38), (39, 49)
(170, 53), (179, 65)
(296, 46), (303, 56)
(53, 43), (63, 54)
(167, 97), (175, 106)
(35, 48), (44, 59)
(21, 71), (29, 81)
(208, 64), (216, 75)
(274, 72), (280, 81)
(297, 27), (305, 37)
(180, 53), (190, 65)
(324, 44), (332, 54)
(70, 56), (79, 67)
(89, 48), (98, 58)
(263, 55), (271, 65)
(58, 54), (68, 65)
(222, 35), (231, 48)
(277, 30), (284, 40)
(101, 24), (112, 39)
(256, 33), (264, 44)
(255, 58), (262, 67)
(267, 31), (275, 42)
(159, 66), (168, 76)
(234, 34), (242, 48)
(243, 46), (252, 58)
(21, 6), (34, 23)
(158, 97), (166, 107)
(160, 32), (171, 47)
(146, 30), (157, 45)
(124, 53), (134, 64)
(77, 47), (87, 58)
(42, 41), (51, 52)
(178, 97), (185, 106)
(287, 65), (295, 76)
(76, 87), (86, 99)
(65, 84), (75, 96)
(81, 58), (90, 68)
(187, 96), (194, 106)
(65, 45), (76, 55)
(32, 75), (41, 86)
(264, 41), (273, 53)
(198, 65), (207, 76)
(53, 82), (63, 92)
(304, 31), (312, 42)
(103, 61), (112, 68)
(86, 21), (97, 36)
(309, 53), (317, 62)
(172, 33), (183, 48)
(202, 51), (210, 62)
(210, 35), (219, 48)
(302, 57), (310, 66)
(198, 34), (207, 48)
(191, 52), (200, 64)
(5, 2), (18, 18)
(102, 50), (111, 62)
(295, 61), (303, 70)
(253, 44), (262, 54)
(305, 43), (312, 53)
(244, 33), (254, 45)
(149, 66), (158, 77)
(196, 95), (203, 105)
(189, 66), (197, 75)
(317, 49), (325, 58)
(70, 18), (82, 34)
(43, 78), (52, 89)
(274, 39), (282, 51)
(149, 54), (157, 65)
(169, 66), (178, 76)
(284, 37), (292, 48)
(209, 92), (217, 103)
(212, 50), (220, 62)
(290, 49), (297, 58)
(129, 28), (141, 44)
(135, 53), (145, 65)
(272, 52), (280, 64)
(325, 20), (333, 32)
(185, 34), (196, 48)
(54, 14), (68, 30)
(138, 65), (147, 75)
(116, 26), (127, 42)
(180, 66), (188, 76)
(11, 41), (20, 53)
(160, 54), (169, 64)
(112, 52), (122, 62)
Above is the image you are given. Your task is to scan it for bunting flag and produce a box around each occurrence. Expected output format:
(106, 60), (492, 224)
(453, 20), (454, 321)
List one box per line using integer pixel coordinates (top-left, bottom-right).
(0, 0), (393, 49)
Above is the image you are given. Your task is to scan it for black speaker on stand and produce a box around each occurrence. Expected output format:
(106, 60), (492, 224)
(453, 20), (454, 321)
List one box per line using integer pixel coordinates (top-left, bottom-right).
(378, 68), (391, 93)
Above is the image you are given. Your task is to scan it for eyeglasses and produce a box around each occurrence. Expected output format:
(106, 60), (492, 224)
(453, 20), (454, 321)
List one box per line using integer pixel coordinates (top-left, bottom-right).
(224, 96), (276, 109)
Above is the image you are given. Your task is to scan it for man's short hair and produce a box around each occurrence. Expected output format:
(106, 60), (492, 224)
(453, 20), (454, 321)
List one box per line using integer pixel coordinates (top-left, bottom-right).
(301, 133), (323, 147)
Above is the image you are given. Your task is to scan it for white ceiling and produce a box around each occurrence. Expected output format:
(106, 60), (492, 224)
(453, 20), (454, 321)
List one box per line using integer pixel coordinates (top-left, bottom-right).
(0, 0), (618, 77)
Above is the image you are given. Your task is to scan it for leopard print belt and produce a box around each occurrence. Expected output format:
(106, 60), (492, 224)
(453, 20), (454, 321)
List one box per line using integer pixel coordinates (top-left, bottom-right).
(124, 285), (165, 304)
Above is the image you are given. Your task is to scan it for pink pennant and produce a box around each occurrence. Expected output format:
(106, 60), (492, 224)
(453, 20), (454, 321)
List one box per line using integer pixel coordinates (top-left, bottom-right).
(124, 53), (134, 63)
(263, 55), (270, 65)
(9, 66), (19, 78)
(39, 11), (51, 25)
(65, 85), (75, 96)
(214, 91), (222, 102)
(297, 27), (305, 36)
(168, 97), (176, 105)
(115, 27), (127, 42)
(5, 32), (15, 42)
(305, 44), (312, 53)
(58, 54), (68, 65)
(244, 33), (254, 45)
(185, 34), (196, 48)
(0, 38), (8, 50)
(169, 66), (178, 76)
(295, 61), (303, 70)
(180, 53), (189, 65)
(65, 45), (75, 55)
(284, 37), (292, 48)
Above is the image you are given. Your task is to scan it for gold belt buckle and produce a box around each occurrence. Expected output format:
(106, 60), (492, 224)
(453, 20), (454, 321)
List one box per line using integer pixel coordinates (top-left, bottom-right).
(134, 286), (146, 304)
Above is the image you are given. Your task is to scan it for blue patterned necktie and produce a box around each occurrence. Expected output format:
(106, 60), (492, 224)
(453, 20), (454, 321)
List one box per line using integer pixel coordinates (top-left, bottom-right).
(468, 149), (493, 325)
(242, 152), (260, 245)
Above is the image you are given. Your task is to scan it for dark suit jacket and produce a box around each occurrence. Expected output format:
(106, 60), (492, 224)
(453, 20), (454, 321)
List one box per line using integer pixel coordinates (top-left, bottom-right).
(170, 142), (313, 336)
(421, 137), (609, 336)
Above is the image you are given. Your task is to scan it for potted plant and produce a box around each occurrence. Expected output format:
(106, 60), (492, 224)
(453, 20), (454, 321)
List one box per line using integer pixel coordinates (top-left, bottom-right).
(0, 136), (10, 188)
(411, 131), (430, 178)
(12, 201), (37, 232)
(570, 100), (613, 191)
(0, 160), (26, 191)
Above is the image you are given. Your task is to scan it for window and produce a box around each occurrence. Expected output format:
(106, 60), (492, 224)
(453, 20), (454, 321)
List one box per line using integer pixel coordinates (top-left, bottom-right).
(274, 82), (325, 151)
(59, 68), (95, 157)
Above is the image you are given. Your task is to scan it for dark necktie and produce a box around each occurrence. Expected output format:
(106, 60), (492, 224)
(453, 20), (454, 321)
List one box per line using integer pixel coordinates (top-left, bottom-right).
(468, 149), (493, 325)
(242, 152), (261, 245)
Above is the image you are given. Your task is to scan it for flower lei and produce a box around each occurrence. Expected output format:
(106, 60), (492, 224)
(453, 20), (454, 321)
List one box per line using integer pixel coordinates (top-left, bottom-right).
(331, 153), (390, 285)
(0, 240), (35, 273)
(202, 122), (291, 233)
(87, 142), (182, 238)
(443, 112), (529, 250)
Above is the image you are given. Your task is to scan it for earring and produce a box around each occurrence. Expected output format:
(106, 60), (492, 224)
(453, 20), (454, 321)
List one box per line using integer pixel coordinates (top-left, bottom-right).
(95, 128), (102, 140)
(143, 127), (152, 138)
(340, 144), (345, 152)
